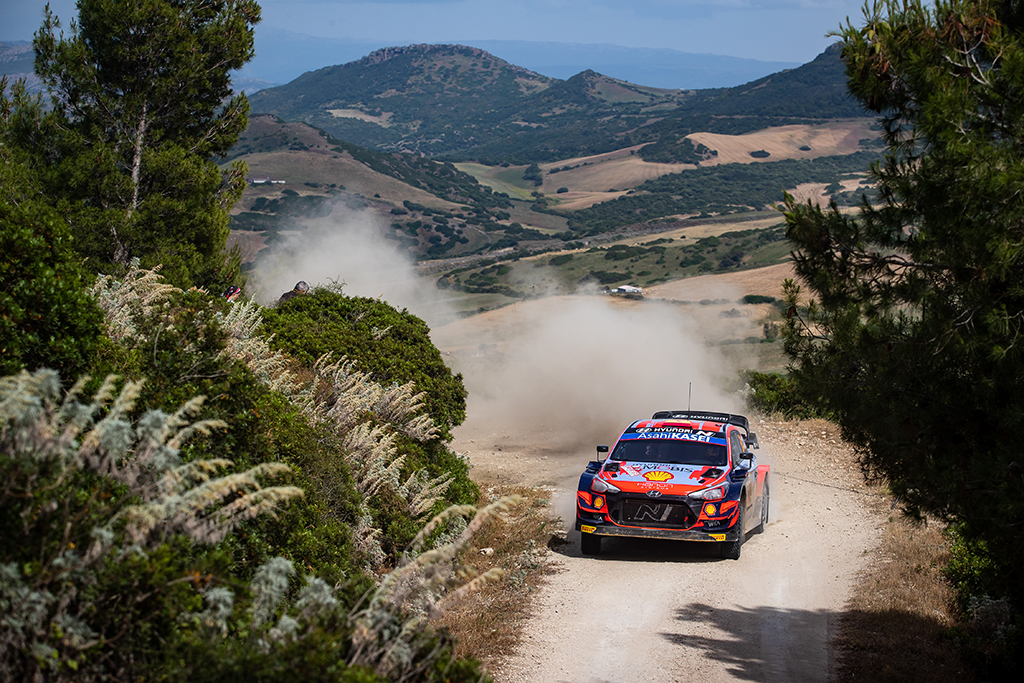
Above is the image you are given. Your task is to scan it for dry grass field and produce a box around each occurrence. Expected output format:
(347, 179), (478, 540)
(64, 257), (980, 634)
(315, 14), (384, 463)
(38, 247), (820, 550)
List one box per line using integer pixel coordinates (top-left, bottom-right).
(458, 120), (876, 215)
(538, 145), (687, 196)
(834, 509), (973, 682)
(237, 149), (459, 211)
(646, 261), (795, 300)
(689, 119), (878, 166)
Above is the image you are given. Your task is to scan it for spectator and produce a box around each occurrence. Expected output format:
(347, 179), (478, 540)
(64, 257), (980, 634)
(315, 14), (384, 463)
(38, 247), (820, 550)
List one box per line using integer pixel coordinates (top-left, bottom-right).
(278, 280), (309, 304)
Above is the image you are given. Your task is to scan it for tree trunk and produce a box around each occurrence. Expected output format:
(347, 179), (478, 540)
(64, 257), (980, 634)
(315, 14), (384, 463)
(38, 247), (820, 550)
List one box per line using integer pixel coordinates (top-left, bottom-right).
(116, 103), (149, 266)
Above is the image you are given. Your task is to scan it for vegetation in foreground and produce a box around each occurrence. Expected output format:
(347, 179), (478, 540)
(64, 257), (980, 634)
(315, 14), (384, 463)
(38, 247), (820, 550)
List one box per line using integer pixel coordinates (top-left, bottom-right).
(437, 486), (560, 672)
(0, 2), (502, 680)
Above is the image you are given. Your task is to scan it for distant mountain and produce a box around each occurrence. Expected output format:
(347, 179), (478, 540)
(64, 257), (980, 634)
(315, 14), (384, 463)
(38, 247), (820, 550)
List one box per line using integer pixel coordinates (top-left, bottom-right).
(249, 43), (865, 163)
(0, 41), (42, 93)
(468, 40), (799, 89)
(237, 29), (798, 90)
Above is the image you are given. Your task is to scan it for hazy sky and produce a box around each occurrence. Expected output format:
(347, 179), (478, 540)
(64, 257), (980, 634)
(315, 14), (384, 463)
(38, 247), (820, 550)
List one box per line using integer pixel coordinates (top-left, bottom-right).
(3, 0), (867, 63)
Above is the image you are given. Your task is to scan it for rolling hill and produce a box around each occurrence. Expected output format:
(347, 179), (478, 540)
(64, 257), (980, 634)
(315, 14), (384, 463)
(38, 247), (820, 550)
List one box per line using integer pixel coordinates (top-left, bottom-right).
(230, 43), (880, 272)
(248, 43), (867, 163)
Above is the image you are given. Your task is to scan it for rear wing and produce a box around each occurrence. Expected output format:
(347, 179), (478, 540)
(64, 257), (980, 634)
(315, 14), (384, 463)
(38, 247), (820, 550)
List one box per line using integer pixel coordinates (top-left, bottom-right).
(650, 410), (759, 449)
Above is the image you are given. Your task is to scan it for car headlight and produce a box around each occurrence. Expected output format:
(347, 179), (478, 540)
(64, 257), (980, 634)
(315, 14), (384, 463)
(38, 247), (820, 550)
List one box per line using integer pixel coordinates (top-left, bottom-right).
(590, 477), (621, 494)
(689, 486), (726, 501)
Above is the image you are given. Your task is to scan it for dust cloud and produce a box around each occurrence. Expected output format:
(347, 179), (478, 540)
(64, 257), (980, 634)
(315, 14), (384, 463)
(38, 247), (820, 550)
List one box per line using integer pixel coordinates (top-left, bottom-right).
(438, 294), (760, 453)
(247, 206), (764, 480)
(245, 206), (457, 324)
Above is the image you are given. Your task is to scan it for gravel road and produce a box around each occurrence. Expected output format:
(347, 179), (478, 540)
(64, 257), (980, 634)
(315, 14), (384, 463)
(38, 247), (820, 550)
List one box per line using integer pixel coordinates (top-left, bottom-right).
(452, 417), (882, 683)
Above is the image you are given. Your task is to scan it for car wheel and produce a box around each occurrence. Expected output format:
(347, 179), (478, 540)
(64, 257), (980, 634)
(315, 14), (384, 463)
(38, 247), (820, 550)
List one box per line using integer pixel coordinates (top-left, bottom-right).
(752, 481), (769, 535)
(581, 532), (602, 556)
(720, 504), (744, 560)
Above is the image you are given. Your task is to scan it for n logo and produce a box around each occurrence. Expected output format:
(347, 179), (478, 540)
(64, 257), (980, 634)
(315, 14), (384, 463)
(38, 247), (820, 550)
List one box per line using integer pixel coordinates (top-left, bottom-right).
(636, 504), (663, 521)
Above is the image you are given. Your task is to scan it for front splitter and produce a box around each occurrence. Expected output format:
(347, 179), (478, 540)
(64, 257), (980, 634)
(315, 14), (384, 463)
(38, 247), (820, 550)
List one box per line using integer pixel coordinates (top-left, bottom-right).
(575, 519), (739, 543)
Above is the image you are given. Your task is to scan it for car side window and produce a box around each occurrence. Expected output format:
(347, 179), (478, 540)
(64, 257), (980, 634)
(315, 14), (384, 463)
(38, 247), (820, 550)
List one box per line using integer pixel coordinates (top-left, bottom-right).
(729, 432), (753, 471)
(729, 431), (746, 465)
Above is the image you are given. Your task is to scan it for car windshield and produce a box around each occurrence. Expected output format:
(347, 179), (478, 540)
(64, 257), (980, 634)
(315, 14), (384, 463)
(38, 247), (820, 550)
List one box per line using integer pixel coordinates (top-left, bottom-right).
(611, 439), (727, 466)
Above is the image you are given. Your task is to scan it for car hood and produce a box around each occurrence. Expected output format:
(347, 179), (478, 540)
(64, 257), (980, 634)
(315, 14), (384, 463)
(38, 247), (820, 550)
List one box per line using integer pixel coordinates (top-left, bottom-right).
(598, 460), (728, 493)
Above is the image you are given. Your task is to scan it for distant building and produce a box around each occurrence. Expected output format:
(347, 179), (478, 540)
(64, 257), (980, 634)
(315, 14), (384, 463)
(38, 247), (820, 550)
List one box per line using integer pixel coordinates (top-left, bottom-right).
(248, 177), (286, 185)
(611, 285), (643, 295)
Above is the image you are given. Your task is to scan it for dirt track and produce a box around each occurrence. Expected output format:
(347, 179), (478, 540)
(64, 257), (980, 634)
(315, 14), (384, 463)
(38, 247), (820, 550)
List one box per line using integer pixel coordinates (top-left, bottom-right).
(452, 417), (881, 683)
(434, 292), (884, 683)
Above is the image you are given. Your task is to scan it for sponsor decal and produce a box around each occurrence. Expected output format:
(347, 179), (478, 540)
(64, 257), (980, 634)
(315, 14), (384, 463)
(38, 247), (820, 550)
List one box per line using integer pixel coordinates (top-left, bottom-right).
(710, 533), (726, 541)
(634, 463), (700, 473)
(689, 466), (724, 481)
(620, 431), (725, 444)
(704, 504), (717, 516)
(635, 482), (672, 490)
(620, 464), (643, 477)
(634, 426), (719, 436)
(580, 525), (596, 534)
(643, 471), (673, 482)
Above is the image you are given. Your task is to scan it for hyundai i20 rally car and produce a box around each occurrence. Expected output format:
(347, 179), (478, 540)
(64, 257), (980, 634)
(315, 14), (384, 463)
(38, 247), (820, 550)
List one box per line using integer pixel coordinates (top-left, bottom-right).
(575, 411), (769, 559)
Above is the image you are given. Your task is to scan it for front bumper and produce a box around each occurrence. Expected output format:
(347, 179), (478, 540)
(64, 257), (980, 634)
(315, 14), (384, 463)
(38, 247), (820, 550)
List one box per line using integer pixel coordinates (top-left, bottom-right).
(575, 517), (740, 543)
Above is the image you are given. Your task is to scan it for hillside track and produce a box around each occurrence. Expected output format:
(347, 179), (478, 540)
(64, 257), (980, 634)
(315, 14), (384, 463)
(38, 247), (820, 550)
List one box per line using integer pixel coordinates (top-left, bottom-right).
(452, 417), (882, 683)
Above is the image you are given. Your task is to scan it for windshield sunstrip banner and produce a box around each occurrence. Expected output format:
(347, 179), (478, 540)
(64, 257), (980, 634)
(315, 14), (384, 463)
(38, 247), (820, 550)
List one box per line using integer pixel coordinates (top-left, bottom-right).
(619, 432), (726, 445)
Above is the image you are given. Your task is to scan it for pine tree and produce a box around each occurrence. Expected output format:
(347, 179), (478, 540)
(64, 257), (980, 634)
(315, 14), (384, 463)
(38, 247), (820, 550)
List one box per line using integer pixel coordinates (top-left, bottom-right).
(3, 0), (261, 289)
(783, 0), (1024, 611)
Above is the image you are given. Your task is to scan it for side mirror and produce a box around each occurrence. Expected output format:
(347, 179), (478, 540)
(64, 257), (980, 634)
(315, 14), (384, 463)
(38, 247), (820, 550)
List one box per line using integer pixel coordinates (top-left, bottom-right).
(597, 444), (609, 461)
(738, 452), (754, 469)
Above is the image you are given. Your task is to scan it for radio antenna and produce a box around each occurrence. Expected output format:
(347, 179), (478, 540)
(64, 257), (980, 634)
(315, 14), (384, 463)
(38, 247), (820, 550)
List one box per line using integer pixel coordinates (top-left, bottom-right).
(687, 382), (692, 412)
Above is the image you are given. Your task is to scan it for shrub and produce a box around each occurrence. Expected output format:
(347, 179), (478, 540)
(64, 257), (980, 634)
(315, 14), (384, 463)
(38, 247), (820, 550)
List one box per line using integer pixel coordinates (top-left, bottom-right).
(0, 177), (104, 378)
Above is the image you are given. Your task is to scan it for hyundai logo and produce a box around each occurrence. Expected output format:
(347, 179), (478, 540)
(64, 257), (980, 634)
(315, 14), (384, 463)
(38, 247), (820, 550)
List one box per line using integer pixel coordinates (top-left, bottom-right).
(646, 490), (663, 498)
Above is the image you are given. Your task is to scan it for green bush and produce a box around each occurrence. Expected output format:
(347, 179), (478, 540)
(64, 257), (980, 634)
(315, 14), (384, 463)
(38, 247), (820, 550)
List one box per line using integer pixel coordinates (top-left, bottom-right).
(744, 371), (827, 418)
(944, 522), (999, 614)
(261, 289), (477, 510)
(0, 178), (104, 378)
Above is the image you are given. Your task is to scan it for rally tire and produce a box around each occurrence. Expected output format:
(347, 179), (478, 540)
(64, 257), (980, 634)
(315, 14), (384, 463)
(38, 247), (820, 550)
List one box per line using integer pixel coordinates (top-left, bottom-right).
(720, 504), (744, 560)
(752, 481), (769, 535)
(581, 532), (602, 556)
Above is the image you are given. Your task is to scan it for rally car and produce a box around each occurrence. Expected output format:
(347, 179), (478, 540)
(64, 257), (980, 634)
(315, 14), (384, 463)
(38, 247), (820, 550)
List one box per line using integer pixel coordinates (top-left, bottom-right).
(575, 411), (769, 559)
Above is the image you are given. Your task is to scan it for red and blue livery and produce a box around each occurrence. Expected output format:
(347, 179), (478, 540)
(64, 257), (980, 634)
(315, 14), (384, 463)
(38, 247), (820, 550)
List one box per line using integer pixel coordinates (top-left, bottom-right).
(575, 411), (769, 559)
